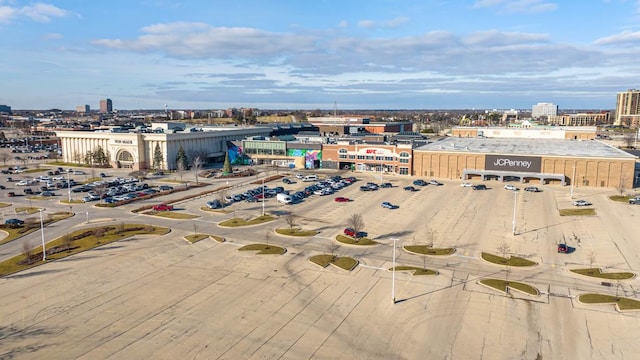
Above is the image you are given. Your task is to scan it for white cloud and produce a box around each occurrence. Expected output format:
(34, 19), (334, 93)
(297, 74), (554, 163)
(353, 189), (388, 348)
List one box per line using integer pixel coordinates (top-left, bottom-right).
(594, 30), (640, 45)
(474, 0), (558, 13)
(0, 2), (68, 23)
(42, 32), (63, 40)
(357, 16), (409, 29)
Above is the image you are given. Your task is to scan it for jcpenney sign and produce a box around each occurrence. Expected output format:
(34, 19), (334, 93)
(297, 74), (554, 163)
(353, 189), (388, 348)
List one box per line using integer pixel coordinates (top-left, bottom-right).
(484, 155), (541, 173)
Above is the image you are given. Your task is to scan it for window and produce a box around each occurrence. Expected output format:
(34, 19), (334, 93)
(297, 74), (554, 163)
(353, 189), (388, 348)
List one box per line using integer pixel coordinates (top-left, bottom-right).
(399, 152), (410, 164)
(117, 151), (133, 162)
(399, 167), (409, 175)
(338, 148), (348, 154)
(385, 156), (394, 161)
(375, 156), (384, 161)
(365, 155), (374, 160)
(357, 155), (365, 160)
(348, 155), (355, 159)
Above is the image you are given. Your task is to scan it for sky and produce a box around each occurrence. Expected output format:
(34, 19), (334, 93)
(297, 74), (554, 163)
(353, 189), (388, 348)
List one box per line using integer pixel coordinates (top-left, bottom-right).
(2, 0), (640, 111)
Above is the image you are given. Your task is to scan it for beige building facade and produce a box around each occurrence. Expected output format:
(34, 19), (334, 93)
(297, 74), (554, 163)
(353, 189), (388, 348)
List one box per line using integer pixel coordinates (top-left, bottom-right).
(413, 137), (636, 188)
(56, 126), (271, 170)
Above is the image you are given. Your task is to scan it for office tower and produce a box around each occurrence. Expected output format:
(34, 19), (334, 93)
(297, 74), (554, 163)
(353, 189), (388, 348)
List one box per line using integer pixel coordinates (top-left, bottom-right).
(100, 98), (113, 113)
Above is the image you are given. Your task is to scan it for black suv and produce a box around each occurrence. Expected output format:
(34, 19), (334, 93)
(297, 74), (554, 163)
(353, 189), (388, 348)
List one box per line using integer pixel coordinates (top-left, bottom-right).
(472, 184), (487, 190)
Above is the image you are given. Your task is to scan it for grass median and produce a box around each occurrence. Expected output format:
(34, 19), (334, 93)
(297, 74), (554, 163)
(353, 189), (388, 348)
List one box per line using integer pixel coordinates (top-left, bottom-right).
(238, 243), (286, 255)
(309, 254), (358, 271)
(336, 234), (378, 246)
(481, 252), (537, 267)
(480, 279), (540, 296)
(570, 268), (635, 280)
(219, 215), (275, 227)
(0, 211), (73, 246)
(559, 208), (596, 216)
(390, 266), (438, 275)
(0, 224), (170, 276)
(146, 211), (199, 219)
(579, 293), (640, 311)
(404, 245), (455, 256)
(275, 228), (319, 237)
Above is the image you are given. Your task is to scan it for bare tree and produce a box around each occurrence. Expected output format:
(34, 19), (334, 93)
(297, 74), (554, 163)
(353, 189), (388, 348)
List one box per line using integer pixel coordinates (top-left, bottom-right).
(216, 188), (229, 206)
(497, 240), (511, 282)
(427, 226), (436, 248)
(93, 184), (108, 203)
(176, 160), (185, 184)
(623, 133), (635, 149)
(265, 229), (272, 246)
(588, 250), (597, 268)
(0, 153), (10, 166)
(346, 213), (365, 241)
(22, 240), (34, 264)
(616, 175), (627, 196)
(192, 156), (202, 185)
(62, 233), (73, 251)
(285, 211), (297, 232)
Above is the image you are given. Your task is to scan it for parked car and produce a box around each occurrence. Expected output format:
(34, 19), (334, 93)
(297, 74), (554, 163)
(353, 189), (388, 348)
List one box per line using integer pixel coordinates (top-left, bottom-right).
(5, 218), (24, 226)
(282, 178), (294, 184)
(152, 203), (174, 211)
(206, 200), (223, 209)
(359, 185), (372, 192)
(7, 191), (15, 197)
(524, 186), (541, 192)
(429, 180), (443, 186)
(413, 179), (428, 186)
(403, 186), (419, 192)
(572, 200), (592, 207)
(344, 227), (367, 238)
(40, 191), (55, 197)
(628, 196), (640, 205)
(379, 182), (392, 188)
(472, 184), (487, 190)
(504, 184), (519, 191)
(334, 196), (350, 202)
(0, 185), (5, 189)
(159, 185), (173, 191)
(461, 182), (473, 187)
(381, 201), (399, 209)
(557, 244), (569, 253)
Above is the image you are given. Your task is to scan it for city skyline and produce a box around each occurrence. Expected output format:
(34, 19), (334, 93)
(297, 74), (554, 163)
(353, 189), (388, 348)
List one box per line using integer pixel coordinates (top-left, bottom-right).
(2, 1), (640, 110)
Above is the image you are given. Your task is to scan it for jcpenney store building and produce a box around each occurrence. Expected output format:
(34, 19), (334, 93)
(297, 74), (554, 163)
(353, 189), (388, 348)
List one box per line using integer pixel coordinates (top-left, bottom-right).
(413, 137), (637, 189)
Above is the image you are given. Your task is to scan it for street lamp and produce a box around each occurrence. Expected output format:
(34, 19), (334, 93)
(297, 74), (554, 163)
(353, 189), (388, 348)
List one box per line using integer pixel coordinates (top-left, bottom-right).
(262, 177), (265, 216)
(67, 168), (71, 202)
(39, 209), (46, 262)
(391, 237), (398, 304)
(512, 190), (517, 236)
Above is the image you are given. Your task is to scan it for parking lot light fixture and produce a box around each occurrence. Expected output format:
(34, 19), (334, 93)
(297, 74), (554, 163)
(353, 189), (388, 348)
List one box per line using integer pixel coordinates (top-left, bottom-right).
(392, 244), (396, 303)
(39, 209), (46, 262)
(262, 177), (265, 216)
(512, 190), (517, 236)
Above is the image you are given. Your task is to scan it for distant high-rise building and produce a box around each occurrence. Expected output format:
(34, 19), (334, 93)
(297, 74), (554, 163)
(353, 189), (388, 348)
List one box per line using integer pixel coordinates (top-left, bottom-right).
(100, 98), (113, 113)
(0, 104), (11, 113)
(615, 89), (640, 126)
(76, 105), (90, 113)
(531, 102), (558, 119)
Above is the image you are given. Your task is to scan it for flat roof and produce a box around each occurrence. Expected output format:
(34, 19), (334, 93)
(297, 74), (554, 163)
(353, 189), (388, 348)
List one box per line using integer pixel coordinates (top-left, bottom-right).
(415, 137), (637, 159)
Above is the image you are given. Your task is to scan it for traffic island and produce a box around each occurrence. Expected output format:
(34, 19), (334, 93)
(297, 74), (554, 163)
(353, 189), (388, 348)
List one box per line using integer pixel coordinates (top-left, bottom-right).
(559, 208), (596, 216)
(238, 243), (286, 255)
(145, 211), (199, 220)
(200, 207), (231, 214)
(578, 293), (640, 311)
(404, 245), (456, 256)
(481, 252), (538, 267)
(184, 233), (211, 244)
(0, 211), (74, 246)
(219, 215), (275, 227)
(275, 228), (319, 237)
(570, 268), (635, 280)
(0, 224), (170, 276)
(389, 266), (438, 275)
(335, 234), (378, 246)
(479, 279), (540, 296)
(309, 254), (358, 271)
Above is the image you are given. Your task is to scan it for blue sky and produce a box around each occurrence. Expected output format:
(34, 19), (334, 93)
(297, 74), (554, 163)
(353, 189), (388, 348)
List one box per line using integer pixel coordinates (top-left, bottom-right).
(2, 0), (640, 111)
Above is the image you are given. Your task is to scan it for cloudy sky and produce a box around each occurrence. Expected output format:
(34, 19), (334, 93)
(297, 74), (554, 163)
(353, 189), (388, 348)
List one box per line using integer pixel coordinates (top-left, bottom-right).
(1, 0), (640, 111)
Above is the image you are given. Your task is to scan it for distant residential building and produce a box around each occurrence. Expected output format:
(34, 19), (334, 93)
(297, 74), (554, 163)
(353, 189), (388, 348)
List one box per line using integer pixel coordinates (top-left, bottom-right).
(0, 104), (11, 113)
(547, 112), (611, 127)
(99, 98), (113, 113)
(76, 105), (90, 113)
(531, 102), (558, 118)
(615, 89), (640, 126)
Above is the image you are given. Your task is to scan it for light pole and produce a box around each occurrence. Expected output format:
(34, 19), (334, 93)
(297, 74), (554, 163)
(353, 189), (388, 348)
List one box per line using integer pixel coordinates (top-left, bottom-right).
(39, 209), (46, 262)
(262, 177), (265, 216)
(512, 190), (517, 236)
(67, 169), (71, 202)
(570, 164), (576, 199)
(392, 237), (398, 304)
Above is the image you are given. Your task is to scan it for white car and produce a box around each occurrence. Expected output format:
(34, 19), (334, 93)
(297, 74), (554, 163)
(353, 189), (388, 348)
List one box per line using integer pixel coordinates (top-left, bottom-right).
(15, 180), (31, 186)
(504, 184), (519, 191)
(573, 200), (592, 207)
(461, 183), (473, 187)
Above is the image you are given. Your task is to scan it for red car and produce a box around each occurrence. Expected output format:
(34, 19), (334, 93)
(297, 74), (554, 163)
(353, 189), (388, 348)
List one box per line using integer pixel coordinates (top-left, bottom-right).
(152, 204), (174, 211)
(557, 244), (569, 253)
(335, 197), (350, 202)
(344, 228), (367, 238)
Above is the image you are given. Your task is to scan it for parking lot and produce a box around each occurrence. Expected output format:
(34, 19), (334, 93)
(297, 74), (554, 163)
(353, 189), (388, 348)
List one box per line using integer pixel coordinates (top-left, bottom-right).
(2, 169), (640, 359)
